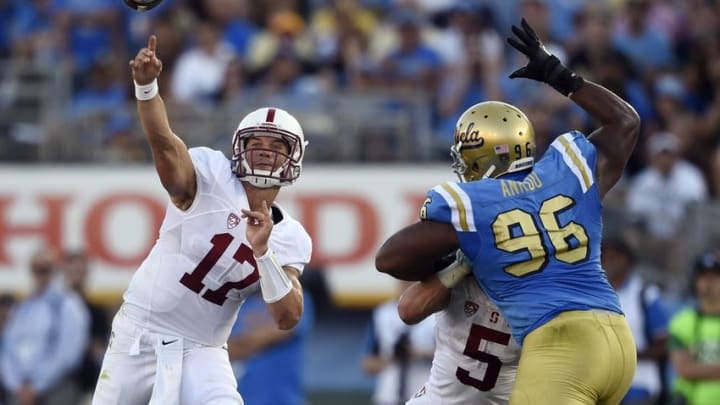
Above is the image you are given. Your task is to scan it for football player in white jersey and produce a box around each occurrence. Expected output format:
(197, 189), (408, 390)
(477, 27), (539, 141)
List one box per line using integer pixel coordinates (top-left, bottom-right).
(92, 35), (312, 405)
(398, 252), (520, 405)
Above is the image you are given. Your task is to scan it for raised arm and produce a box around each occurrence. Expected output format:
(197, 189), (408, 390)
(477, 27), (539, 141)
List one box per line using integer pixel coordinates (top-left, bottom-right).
(507, 19), (640, 198)
(130, 35), (196, 210)
(571, 82), (640, 198)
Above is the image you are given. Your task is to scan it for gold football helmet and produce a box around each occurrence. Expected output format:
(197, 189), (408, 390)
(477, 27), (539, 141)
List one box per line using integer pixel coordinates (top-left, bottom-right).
(450, 101), (536, 182)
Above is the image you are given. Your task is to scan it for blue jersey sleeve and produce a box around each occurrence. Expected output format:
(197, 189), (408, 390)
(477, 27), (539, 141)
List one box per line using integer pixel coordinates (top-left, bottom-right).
(420, 188), (452, 224)
(549, 131), (598, 194)
(420, 182), (477, 232)
(568, 130), (598, 172)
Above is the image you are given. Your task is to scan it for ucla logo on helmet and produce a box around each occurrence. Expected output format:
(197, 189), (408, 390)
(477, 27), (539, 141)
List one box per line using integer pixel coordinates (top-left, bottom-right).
(454, 122), (485, 147)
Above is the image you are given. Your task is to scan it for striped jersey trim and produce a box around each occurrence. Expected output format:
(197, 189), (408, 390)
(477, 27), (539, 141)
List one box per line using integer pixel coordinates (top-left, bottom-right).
(432, 182), (477, 232)
(553, 133), (593, 192)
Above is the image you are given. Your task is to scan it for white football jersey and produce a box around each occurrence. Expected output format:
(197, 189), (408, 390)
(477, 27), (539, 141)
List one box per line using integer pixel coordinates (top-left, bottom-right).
(122, 147), (312, 347)
(408, 277), (520, 405)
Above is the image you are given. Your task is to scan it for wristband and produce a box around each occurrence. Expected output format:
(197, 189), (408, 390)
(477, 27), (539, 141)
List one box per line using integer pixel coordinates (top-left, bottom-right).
(436, 255), (471, 289)
(541, 55), (584, 96)
(134, 79), (158, 101)
(255, 249), (293, 303)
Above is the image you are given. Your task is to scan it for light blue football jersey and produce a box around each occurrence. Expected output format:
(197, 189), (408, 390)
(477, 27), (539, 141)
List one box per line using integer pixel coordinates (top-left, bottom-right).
(423, 131), (622, 345)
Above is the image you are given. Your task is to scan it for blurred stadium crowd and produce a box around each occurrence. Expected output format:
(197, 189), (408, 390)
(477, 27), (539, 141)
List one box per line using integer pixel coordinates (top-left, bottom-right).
(2, 0), (720, 404)
(2, 0), (720, 279)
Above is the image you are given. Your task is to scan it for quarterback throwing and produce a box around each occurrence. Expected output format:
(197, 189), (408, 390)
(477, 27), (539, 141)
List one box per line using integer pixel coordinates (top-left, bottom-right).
(91, 35), (312, 405)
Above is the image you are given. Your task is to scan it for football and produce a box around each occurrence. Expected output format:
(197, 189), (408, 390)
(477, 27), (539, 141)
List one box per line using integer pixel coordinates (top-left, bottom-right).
(124, 0), (163, 11)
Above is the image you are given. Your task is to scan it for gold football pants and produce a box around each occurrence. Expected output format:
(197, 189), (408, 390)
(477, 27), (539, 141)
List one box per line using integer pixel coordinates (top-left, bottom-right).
(510, 310), (637, 405)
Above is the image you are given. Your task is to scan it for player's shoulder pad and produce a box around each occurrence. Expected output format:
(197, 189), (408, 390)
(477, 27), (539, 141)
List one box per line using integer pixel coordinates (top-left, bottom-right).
(269, 205), (313, 273)
(549, 131), (597, 193)
(422, 182), (477, 232)
(189, 147), (232, 185)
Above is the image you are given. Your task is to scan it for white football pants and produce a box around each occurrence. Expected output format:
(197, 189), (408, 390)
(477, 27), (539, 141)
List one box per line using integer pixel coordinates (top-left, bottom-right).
(92, 310), (243, 405)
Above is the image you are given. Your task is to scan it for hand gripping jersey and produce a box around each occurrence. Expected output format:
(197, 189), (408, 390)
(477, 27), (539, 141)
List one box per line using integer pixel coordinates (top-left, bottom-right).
(408, 277), (519, 405)
(423, 132), (622, 345)
(122, 147), (312, 347)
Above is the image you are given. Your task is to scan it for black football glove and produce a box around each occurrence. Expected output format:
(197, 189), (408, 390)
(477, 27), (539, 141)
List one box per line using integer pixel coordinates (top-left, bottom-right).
(507, 18), (584, 96)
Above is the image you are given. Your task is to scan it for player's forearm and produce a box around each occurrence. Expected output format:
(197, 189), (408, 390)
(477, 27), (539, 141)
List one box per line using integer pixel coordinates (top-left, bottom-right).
(138, 96), (182, 156)
(137, 96), (195, 202)
(266, 275), (303, 330)
(672, 350), (720, 379)
(398, 277), (450, 325)
(570, 80), (640, 196)
(571, 80), (639, 125)
(675, 362), (720, 380)
(376, 221), (459, 281)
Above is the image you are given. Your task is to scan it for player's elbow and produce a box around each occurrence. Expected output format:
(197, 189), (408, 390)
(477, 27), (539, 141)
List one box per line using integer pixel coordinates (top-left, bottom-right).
(618, 104), (641, 139)
(269, 297), (302, 330)
(375, 247), (397, 276)
(397, 299), (422, 325)
(275, 309), (301, 330)
(376, 243), (410, 279)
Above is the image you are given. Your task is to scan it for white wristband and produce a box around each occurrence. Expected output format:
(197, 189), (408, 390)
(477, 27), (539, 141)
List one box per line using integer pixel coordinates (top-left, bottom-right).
(134, 79), (158, 101)
(255, 249), (293, 303)
(436, 251), (472, 289)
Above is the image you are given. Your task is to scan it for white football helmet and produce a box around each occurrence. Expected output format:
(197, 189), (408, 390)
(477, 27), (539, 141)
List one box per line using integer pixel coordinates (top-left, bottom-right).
(231, 107), (307, 188)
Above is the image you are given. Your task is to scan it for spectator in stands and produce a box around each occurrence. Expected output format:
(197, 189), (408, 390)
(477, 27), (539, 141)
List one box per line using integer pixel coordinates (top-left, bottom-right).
(603, 237), (670, 405)
(668, 251), (720, 405)
(204, 0), (257, 57)
(0, 248), (89, 405)
(69, 57), (127, 119)
(7, 0), (59, 66)
(228, 289), (314, 405)
(170, 21), (236, 104)
(0, 293), (15, 405)
(61, 250), (110, 404)
(54, 0), (124, 77)
(613, 0), (675, 80)
(626, 132), (708, 269)
(310, 0), (376, 80)
(433, 4), (504, 149)
(377, 10), (442, 96)
(362, 281), (435, 405)
(245, 8), (314, 78)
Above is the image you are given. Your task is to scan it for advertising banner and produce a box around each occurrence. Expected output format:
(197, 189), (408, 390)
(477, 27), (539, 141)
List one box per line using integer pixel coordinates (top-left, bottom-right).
(0, 165), (455, 307)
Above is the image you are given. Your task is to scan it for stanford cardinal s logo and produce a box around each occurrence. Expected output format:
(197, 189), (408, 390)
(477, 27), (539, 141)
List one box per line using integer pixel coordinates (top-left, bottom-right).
(464, 301), (479, 317)
(227, 213), (241, 229)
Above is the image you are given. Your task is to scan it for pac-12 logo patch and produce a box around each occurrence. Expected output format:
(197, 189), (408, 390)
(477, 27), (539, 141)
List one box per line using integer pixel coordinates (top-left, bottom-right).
(227, 213), (241, 229)
(464, 301), (479, 317)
